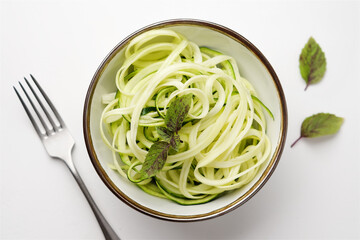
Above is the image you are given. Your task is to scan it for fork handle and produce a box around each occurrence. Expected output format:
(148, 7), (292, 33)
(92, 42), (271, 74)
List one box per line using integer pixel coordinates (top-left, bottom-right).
(65, 159), (121, 240)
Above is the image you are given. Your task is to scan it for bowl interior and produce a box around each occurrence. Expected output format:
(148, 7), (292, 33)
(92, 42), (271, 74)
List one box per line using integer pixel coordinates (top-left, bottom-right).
(85, 21), (286, 221)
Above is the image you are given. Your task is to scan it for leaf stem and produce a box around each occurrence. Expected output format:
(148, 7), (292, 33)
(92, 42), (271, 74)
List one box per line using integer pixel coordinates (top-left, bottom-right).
(290, 136), (303, 148)
(304, 83), (310, 91)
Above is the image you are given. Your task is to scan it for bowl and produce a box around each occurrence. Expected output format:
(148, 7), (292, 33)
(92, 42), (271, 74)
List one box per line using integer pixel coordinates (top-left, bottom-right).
(83, 19), (287, 221)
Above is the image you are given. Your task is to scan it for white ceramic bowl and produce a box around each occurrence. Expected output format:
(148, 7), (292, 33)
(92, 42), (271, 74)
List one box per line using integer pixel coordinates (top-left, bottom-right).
(83, 19), (287, 221)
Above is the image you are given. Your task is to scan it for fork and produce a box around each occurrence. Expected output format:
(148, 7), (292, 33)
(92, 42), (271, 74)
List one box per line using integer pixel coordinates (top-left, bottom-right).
(14, 75), (121, 240)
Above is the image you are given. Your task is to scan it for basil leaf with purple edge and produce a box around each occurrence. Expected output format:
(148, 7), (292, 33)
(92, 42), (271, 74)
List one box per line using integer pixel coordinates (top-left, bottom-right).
(291, 113), (344, 147)
(139, 141), (170, 179)
(165, 94), (192, 133)
(299, 37), (327, 90)
(156, 126), (173, 142)
(139, 94), (192, 180)
(170, 133), (181, 152)
(157, 127), (180, 151)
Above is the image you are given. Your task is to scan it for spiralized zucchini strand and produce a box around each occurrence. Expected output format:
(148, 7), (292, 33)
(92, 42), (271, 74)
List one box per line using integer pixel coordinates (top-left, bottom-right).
(100, 29), (271, 205)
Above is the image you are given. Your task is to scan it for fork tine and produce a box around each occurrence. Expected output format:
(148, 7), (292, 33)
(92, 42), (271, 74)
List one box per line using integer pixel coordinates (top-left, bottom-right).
(18, 81), (53, 136)
(24, 77), (59, 131)
(30, 74), (65, 128)
(13, 86), (45, 138)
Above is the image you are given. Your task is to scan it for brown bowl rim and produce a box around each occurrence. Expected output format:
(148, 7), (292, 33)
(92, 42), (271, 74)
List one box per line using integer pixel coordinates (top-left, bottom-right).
(83, 18), (288, 222)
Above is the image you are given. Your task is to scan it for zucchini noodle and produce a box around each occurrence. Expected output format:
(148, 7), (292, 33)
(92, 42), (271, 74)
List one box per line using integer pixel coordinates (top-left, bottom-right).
(100, 29), (271, 205)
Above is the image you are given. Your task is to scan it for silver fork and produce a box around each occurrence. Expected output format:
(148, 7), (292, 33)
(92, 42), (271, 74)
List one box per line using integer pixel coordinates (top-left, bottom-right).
(14, 75), (121, 240)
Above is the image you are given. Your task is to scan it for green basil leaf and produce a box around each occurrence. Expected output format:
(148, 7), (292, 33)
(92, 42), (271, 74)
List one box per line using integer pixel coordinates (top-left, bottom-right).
(140, 141), (170, 179)
(299, 37), (327, 90)
(291, 113), (344, 147)
(301, 113), (344, 137)
(140, 94), (192, 180)
(169, 133), (181, 152)
(156, 126), (173, 142)
(165, 94), (192, 133)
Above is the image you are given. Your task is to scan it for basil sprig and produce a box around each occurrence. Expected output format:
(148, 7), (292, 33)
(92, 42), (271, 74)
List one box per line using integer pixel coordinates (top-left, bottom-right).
(139, 94), (192, 180)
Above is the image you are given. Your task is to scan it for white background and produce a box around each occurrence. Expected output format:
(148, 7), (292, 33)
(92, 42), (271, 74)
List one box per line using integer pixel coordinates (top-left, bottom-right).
(1, 0), (359, 239)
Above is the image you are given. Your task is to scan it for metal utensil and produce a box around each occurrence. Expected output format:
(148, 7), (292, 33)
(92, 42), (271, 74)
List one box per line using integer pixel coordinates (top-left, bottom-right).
(14, 75), (120, 240)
